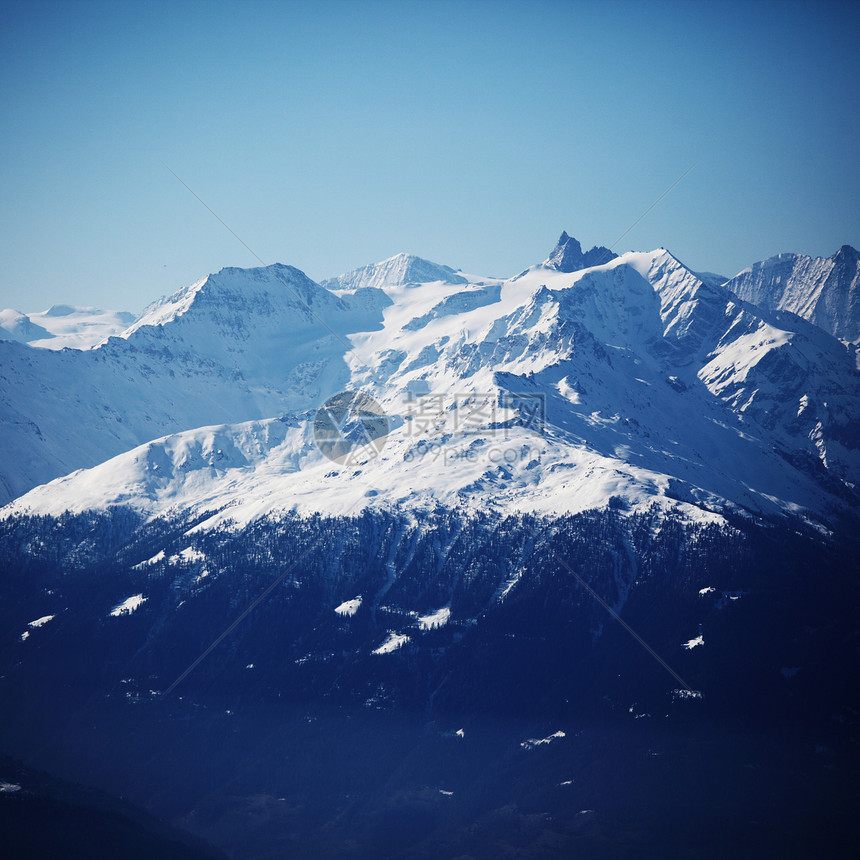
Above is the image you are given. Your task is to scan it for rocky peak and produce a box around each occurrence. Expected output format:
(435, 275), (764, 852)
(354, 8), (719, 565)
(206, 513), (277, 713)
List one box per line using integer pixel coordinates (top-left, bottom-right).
(544, 232), (617, 273)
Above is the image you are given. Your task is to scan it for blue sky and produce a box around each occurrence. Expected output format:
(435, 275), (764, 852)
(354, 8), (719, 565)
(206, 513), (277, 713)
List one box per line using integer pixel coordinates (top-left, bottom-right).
(1, 0), (858, 312)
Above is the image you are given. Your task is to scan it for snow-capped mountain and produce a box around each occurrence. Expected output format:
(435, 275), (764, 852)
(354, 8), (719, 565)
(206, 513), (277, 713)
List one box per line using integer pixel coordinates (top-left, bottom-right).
(0, 264), (390, 503)
(0, 309), (52, 344)
(0, 305), (136, 350)
(725, 244), (860, 344)
(3, 236), (858, 526)
(320, 251), (468, 291)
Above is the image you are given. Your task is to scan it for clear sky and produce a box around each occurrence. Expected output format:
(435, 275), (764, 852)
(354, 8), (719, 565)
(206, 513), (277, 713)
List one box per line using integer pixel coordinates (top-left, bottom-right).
(1, 0), (858, 313)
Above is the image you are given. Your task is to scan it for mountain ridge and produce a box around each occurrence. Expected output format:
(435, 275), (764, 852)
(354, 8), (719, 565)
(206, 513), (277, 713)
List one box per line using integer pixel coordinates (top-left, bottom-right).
(3, 236), (858, 529)
(725, 244), (860, 344)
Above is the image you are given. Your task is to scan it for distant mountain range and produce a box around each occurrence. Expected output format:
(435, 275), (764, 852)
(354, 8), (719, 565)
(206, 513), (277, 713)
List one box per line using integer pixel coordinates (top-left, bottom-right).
(0, 305), (136, 349)
(1, 233), (858, 526)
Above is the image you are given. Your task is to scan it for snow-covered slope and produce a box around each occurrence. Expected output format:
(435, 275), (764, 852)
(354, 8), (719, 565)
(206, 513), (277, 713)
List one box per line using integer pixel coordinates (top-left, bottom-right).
(4, 236), (858, 526)
(0, 264), (388, 504)
(725, 245), (860, 344)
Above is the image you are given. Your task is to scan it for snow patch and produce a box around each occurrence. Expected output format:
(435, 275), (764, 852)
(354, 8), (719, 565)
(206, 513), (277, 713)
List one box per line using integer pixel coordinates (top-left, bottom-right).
(335, 596), (362, 617)
(110, 594), (147, 617)
(134, 550), (165, 568)
(372, 632), (410, 655)
(169, 547), (206, 565)
(521, 730), (565, 750)
(672, 688), (704, 700)
(417, 606), (450, 630)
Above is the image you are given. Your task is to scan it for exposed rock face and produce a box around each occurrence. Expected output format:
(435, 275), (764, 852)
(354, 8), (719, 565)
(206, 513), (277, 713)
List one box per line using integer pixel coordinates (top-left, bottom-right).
(725, 244), (860, 343)
(543, 231), (617, 272)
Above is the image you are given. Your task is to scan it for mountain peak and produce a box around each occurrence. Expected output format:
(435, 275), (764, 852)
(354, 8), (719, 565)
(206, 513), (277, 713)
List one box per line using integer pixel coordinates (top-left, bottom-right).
(44, 304), (79, 317)
(725, 245), (860, 343)
(321, 254), (467, 291)
(0, 309), (53, 344)
(544, 232), (617, 273)
(117, 263), (346, 348)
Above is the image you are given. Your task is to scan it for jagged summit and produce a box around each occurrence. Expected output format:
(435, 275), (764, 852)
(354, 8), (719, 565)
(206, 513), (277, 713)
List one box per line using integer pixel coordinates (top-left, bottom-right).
(321, 253), (468, 291)
(834, 244), (859, 266)
(725, 244), (860, 343)
(543, 231), (617, 273)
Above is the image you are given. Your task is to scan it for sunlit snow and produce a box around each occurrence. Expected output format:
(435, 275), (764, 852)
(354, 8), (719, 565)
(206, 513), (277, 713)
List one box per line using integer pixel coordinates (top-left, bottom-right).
(110, 594), (147, 617)
(417, 606), (450, 630)
(134, 550), (165, 568)
(169, 547), (206, 564)
(372, 632), (410, 654)
(335, 596), (362, 617)
(521, 731), (565, 750)
(21, 614), (56, 640)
